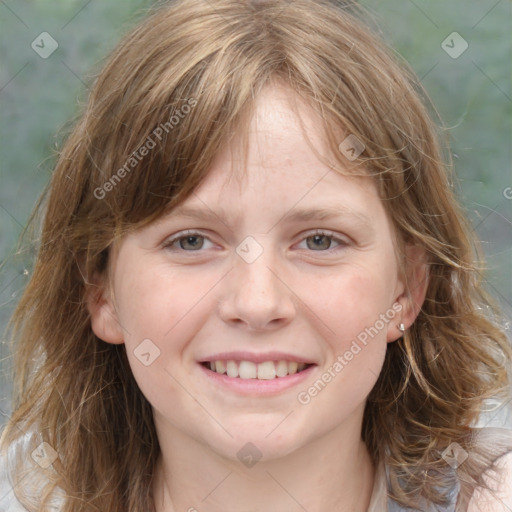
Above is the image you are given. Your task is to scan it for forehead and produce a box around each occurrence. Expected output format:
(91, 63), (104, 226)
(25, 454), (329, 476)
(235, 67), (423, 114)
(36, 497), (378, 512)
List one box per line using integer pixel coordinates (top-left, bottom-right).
(189, 84), (379, 213)
(224, 84), (334, 177)
(125, 83), (399, 259)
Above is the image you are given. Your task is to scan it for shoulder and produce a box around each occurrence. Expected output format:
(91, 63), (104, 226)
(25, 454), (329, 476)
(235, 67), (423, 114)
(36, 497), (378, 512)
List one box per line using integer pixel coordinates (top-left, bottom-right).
(468, 450), (512, 511)
(0, 441), (31, 511)
(468, 429), (512, 512)
(0, 430), (65, 511)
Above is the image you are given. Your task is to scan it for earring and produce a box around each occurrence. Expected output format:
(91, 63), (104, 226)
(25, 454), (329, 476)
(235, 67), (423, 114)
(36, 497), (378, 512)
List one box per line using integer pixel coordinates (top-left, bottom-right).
(398, 323), (405, 332)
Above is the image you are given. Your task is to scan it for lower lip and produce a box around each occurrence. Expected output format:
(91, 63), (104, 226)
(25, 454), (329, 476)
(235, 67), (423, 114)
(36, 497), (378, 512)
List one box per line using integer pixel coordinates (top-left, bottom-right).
(198, 363), (317, 395)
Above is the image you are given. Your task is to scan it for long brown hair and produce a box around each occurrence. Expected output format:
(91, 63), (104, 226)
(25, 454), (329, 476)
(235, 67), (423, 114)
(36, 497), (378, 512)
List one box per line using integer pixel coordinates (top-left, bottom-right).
(2, 0), (511, 510)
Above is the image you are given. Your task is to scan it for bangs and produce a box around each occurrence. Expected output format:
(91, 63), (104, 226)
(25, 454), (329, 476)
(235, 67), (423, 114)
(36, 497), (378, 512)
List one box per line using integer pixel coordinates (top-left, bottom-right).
(78, 0), (392, 240)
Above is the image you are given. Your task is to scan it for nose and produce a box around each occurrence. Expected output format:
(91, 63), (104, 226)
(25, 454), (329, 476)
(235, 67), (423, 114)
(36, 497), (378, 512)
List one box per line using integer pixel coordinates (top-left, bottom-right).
(217, 248), (296, 332)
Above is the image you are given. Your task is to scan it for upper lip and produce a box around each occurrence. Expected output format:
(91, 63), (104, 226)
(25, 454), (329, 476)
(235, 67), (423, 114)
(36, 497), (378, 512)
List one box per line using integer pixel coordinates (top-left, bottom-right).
(198, 351), (316, 365)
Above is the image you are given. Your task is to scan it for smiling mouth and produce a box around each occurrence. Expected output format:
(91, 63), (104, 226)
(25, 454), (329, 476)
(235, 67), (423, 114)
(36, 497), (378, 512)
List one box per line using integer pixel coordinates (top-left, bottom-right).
(200, 360), (315, 380)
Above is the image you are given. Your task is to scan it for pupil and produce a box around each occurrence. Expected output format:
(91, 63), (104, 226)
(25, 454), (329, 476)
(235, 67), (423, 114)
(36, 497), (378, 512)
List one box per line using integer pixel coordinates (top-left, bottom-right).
(181, 236), (203, 250)
(308, 235), (331, 250)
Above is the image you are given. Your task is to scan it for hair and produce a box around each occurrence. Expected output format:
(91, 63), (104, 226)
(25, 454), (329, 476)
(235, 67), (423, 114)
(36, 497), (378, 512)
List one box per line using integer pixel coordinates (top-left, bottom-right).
(1, 0), (511, 510)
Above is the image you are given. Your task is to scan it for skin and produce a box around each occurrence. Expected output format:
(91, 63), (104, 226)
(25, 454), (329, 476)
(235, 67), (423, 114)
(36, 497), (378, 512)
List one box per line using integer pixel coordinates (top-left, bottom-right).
(468, 452), (512, 511)
(88, 84), (429, 511)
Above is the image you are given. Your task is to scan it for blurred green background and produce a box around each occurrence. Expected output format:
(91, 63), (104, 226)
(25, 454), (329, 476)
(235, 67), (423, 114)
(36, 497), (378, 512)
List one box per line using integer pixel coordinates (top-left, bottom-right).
(1, 0), (511, 425)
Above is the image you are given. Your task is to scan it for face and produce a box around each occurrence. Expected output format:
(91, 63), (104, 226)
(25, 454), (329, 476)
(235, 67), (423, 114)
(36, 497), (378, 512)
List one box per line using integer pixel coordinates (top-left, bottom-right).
(90, 85), (420, 462)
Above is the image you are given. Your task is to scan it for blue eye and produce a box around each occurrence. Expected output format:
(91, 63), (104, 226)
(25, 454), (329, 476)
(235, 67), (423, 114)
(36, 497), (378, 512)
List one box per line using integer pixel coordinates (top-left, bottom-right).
(163, 230), (347, 254)
(298, 231), (345, 251)
(164, 232), (214, 251)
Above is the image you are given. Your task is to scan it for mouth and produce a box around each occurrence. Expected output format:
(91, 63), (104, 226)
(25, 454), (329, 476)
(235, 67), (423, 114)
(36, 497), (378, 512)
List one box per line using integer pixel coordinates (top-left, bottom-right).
(200, 360), (315, 380)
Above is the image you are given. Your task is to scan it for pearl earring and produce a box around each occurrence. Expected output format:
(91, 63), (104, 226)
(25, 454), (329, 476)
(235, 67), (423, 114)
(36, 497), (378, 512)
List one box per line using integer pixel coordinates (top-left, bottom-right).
(398, 323), (405, 332)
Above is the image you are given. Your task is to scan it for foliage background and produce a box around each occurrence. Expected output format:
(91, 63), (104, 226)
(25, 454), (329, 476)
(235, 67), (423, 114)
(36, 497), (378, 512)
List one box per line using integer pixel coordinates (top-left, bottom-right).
(1, 0), (511, 425)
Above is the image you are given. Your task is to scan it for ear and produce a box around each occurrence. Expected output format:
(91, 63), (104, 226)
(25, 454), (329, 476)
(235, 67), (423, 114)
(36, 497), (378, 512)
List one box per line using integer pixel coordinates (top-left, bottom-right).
(85, 272), (125, 345)
(387, 244), (429, 343)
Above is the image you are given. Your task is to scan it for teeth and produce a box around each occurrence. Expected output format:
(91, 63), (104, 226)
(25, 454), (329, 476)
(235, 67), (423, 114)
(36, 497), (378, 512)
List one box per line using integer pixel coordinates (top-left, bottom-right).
(257, 361), (276, 380)
(288, 361), (298, 375)
(226, 360), (238, 378)
(215, 360), (226, 374)
(207, 359), (310, 379)
(276, 360), (289, 377)
(239, 361), (257, 379)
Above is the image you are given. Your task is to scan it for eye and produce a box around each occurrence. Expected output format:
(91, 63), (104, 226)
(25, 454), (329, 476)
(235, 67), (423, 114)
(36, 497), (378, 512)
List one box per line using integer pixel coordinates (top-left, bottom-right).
(178, 235), (205, 250)
(297, 231), (347, 251)
(163, 231), (214, 251)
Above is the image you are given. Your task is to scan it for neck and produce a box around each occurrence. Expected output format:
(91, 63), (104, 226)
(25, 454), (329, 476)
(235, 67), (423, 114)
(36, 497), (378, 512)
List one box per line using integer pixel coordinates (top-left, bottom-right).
(153, 420), (375, 512)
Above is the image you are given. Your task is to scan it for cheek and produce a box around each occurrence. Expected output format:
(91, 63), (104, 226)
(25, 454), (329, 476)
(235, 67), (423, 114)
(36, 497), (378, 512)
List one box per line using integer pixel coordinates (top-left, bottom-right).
(303, 264), (396, 346)
(114, 262), (215, 345)
(113, 264), (213, 404)
(302, 266), (396, 410)
(297, 264), (395, 405)
(112, 263), (222, 397)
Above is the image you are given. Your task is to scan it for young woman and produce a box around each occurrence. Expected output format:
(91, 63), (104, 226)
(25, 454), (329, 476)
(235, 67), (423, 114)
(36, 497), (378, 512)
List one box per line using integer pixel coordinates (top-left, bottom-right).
(1, 0), (511, 510)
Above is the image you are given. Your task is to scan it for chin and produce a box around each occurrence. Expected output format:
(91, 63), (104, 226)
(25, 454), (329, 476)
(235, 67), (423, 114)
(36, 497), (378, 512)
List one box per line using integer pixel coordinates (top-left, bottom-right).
(206, 423), (308, 464)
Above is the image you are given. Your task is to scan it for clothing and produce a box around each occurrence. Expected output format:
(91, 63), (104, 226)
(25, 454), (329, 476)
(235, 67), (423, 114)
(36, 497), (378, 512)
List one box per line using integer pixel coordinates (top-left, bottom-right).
(1, 428), (511, 511)
(367, 458), (459, 511)
(368, 427), (512, 511)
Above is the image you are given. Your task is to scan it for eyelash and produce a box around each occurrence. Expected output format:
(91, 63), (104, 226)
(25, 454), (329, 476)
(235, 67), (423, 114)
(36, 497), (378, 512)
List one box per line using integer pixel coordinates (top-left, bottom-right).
(162, 229), (349, 254)
(296, 229), (348, 251)
(163, 230), (216, 252)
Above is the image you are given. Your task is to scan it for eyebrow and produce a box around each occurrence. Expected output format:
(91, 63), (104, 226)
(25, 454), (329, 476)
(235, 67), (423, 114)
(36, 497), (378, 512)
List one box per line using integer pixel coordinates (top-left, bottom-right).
(280, 207), (372, 226)
(167, 205), (232, 226)
(167, 205), (374, 232)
